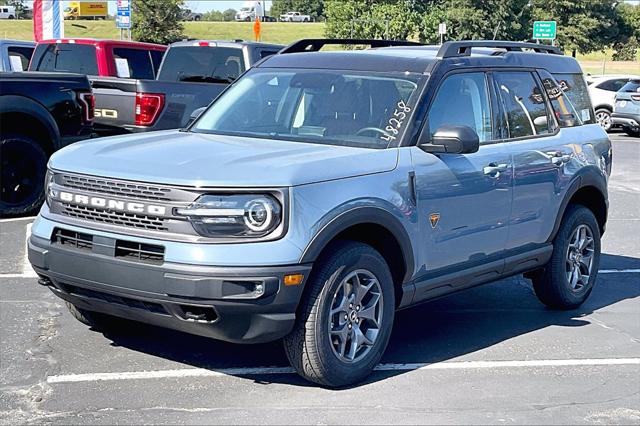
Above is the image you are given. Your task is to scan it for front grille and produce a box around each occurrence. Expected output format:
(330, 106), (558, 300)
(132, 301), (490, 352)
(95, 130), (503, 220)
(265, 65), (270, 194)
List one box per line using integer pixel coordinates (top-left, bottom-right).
(62, 284), (168, 315)
(115, 240), (165, 265)
(53, 228), (93, 251)
(61, 203), (168, 231)
(61, 174), (172, 202)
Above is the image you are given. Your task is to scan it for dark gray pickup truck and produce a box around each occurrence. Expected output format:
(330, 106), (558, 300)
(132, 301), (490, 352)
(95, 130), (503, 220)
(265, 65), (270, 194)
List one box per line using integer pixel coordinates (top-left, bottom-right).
(91, 40), (282, 136)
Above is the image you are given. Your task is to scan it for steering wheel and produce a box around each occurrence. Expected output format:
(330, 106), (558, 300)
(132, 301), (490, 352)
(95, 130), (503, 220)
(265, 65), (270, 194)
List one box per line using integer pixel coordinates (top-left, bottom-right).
(356, 127), (388, 137)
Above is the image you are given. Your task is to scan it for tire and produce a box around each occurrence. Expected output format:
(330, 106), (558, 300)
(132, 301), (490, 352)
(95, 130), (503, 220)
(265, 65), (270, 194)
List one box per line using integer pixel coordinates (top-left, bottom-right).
(283, 241), (395, 387)
(532, 205), (601, 310)
(65, 302), (100, 327)
(595, 108), (612, 132)
(0, 134), (48, 217)
(65, 301), (125, 331)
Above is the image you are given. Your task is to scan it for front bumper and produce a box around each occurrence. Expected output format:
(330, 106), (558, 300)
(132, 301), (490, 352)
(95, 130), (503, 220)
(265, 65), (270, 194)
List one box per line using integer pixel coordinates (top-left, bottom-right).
(29, 233), (311, 344)
(611, 112), (640, 129)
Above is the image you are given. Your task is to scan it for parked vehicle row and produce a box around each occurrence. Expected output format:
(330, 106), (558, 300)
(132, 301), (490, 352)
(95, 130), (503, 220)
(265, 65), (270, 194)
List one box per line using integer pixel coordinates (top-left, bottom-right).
(27, 39), (611, 388)
(587, 74), (640, 131)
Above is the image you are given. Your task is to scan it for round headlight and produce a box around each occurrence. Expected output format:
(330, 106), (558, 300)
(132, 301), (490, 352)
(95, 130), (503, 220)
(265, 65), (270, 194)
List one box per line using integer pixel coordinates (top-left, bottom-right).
(244, 198), (275, 232)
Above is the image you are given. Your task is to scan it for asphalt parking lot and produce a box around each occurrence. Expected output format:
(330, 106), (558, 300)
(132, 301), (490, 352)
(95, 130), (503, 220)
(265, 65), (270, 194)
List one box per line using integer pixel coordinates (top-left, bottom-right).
(1, 133), (638, 425)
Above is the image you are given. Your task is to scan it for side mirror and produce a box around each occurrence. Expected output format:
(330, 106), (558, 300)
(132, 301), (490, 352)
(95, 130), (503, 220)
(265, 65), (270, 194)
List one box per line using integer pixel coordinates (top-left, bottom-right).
(187, 107), (207, 126)
(419, 125), (480, 154)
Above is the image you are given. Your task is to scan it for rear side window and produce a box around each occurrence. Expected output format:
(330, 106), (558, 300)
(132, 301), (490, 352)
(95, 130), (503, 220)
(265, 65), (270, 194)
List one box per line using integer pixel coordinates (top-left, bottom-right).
(158, 46), (246, 83)
(427, 72), (493, 143)
(553, 73), (595, 124)
(30, 43), (98, 75)
(620, 80), (640, 93)
(113, 48), (156, 79)
(596, 79), (628, 92)
(494, 72), (552, 139)
(259, 49), (279, 59)
(538, 70), (582, 128)
(7, 46), (34, 71)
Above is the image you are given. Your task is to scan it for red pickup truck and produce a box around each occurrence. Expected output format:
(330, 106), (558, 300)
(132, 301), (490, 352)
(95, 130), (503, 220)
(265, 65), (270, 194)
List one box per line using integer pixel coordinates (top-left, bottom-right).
(29, 39), (166, 80)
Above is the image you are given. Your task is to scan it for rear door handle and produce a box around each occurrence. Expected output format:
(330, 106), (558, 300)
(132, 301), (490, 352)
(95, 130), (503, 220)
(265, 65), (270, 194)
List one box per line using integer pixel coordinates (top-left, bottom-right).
(483, 163), (509, 177)
(546, 151), (572, 166)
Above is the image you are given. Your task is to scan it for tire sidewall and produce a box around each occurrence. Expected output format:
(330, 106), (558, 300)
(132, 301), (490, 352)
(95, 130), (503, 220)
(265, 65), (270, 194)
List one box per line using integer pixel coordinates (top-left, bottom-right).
(311, 245), (395, 386)
(0, 135), (48, 217)
(595, 108), (612, 132)
(551, 206), (601, 306)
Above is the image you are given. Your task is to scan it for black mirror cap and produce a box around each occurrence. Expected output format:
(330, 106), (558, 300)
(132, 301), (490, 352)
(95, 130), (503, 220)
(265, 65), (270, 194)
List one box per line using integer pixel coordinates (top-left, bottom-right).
(420, 125), (480, 154)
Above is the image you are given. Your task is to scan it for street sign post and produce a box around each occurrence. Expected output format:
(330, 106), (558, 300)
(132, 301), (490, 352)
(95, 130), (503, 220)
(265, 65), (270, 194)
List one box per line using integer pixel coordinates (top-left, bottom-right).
(116, 0), (131, 40)
(533, 21), (557, 43)
(438, 22), (447, 45)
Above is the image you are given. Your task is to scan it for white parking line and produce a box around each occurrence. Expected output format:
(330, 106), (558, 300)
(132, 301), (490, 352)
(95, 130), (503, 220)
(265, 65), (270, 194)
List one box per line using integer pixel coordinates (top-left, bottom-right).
(599, 269), (640, 274)
(47, 358), (640, 384)
(22, 222), (37, 278)
(0, 216), (36, 223)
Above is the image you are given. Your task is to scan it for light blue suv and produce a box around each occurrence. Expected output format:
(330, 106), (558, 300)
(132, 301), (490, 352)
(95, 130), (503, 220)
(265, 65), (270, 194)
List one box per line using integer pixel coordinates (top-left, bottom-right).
(612, 78), (640, 137)
(29, 40), (612, 387)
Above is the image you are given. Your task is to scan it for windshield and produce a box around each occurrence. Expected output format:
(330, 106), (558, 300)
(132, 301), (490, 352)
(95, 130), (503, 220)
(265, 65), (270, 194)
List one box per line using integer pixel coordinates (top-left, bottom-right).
(158, 46), (245, 83)
(192, 68), (421, 149)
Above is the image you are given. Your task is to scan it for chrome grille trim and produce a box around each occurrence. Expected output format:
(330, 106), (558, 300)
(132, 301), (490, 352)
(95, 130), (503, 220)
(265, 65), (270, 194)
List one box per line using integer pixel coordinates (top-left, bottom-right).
(61, 174), (172, 202)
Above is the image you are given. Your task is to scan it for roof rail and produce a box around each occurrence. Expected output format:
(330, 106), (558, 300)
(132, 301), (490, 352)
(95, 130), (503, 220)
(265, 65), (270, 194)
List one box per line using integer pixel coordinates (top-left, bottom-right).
(279, 38), (423, 54)
(437, 40), (562, 59)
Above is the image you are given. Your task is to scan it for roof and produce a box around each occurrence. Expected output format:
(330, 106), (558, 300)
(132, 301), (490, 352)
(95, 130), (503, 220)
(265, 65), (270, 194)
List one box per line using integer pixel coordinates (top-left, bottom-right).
(37, 38), (166, 50)
(259, 45), (583, 74)
(0, 39), (36, 48)
(169, 40), (283, 49)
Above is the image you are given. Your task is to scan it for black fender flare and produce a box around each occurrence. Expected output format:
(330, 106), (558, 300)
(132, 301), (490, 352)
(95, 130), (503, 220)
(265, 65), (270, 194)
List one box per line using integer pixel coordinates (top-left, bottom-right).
(299, 206), (416, 283)
(0, 95), (61, 150)
(548, 166), (608, 242)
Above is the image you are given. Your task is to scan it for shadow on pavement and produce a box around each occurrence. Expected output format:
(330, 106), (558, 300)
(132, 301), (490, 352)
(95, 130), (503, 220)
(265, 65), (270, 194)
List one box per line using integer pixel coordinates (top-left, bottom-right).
(95, 252), (640, 388)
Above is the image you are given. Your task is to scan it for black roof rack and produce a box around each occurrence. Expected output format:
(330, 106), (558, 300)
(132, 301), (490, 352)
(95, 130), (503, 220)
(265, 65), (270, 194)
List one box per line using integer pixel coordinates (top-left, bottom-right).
(437, 40), (562, 59)
(280, 38), (423, 54)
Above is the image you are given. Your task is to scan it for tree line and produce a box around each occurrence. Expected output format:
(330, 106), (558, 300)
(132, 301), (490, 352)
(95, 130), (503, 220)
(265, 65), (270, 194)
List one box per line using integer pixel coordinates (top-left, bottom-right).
(324, 0), (640, 59)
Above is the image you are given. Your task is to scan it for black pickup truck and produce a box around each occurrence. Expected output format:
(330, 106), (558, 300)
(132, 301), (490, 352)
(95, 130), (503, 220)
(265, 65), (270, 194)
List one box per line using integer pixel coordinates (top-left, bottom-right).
(0, 72), (94, 216)
(91, 40), (283, 136)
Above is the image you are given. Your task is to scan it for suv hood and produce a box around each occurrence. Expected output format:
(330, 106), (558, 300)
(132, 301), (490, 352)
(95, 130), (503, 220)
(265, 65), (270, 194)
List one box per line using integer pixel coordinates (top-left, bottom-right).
(50, 130), (399, 187)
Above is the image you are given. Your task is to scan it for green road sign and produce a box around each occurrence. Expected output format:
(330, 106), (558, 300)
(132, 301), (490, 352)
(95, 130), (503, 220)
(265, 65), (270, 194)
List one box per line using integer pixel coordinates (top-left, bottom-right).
(533, 21), (557, 40)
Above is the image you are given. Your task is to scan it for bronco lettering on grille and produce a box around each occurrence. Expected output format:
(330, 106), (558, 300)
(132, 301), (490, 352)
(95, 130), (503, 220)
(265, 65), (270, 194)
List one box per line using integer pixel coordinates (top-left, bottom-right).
(59, 191), (167, 216)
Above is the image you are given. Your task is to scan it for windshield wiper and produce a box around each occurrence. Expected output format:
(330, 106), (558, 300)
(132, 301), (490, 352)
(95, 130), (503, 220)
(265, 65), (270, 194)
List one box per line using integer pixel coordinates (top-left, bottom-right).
(178, 75), (235, 84)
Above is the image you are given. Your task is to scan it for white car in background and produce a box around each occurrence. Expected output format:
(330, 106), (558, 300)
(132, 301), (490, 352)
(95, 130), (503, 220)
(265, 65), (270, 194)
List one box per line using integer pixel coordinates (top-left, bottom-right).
(587, 74), (640, 131)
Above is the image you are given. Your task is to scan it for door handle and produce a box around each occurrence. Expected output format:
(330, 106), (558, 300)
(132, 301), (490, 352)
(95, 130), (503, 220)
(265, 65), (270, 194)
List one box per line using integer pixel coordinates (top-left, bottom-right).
(483, 163), (509, 177)
(546, 151), (572, 166)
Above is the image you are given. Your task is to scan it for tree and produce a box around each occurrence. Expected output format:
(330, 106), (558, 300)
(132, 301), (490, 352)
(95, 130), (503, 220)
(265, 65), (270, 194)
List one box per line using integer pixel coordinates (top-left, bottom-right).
(613, 3), (640, 61)
(222, 8), (237, 22)
(132, 0), (185, 44)
(325, 0), (420, 40)
(271, 0), (325, 19)
(417, 0), (532, 43)
(531, 0), (620, 57)
(202, 10), (224, 21)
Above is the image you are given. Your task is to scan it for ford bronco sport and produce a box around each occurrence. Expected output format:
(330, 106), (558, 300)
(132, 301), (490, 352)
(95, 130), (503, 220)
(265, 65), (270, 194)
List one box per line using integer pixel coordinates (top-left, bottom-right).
(29, 39), (611, 387)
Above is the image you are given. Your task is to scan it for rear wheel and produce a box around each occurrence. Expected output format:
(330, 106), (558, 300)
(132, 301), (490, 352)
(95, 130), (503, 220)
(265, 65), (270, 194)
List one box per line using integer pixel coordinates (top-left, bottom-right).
(532, 205), (601, 310)
(0, 134), (48, 217)
(284, 241), (395, 387)
(595, 108), (612, 132)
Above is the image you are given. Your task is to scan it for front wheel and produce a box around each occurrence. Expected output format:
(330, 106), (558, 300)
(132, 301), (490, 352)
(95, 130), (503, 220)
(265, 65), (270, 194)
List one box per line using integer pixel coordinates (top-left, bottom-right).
(532, 205), (601, 310)
(284, 241), (395, 387)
